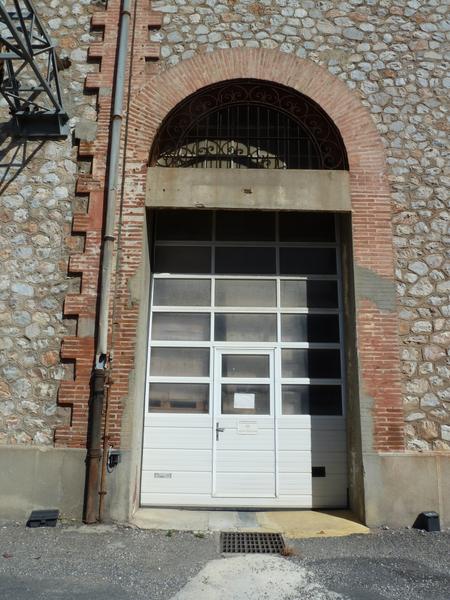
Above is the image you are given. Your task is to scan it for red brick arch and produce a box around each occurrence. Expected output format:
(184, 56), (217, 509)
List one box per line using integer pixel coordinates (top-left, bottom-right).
(125, 48), (403, 451)
(128, 49), (395, 283)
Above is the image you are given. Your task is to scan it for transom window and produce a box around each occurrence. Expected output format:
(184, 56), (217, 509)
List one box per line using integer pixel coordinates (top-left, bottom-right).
(147, 210), (344, 417)
(151, 80), (348, 170)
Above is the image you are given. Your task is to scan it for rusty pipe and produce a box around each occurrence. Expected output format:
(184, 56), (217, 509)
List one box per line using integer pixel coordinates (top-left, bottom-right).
(83, 369), (105, 523)
(82, 0), (132, 524)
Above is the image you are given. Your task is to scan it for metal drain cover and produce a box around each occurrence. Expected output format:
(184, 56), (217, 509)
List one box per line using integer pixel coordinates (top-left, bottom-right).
(221, 532), (285, 554)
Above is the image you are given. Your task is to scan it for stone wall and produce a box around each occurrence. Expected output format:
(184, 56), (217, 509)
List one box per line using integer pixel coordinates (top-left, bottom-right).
(149, 0), (450, 450)
(0, 0), (98, 444)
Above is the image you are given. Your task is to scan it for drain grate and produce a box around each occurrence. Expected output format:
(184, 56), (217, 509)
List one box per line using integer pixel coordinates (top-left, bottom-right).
(220, 532), (285, 554)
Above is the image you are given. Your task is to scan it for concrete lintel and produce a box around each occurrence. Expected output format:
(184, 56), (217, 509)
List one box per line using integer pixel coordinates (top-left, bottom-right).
(146, 167), (351, 212)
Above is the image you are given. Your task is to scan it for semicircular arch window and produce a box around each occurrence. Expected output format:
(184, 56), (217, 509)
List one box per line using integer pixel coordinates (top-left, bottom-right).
(151, 80), (348, 170)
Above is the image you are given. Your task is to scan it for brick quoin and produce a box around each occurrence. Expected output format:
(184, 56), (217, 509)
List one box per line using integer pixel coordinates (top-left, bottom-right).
(56, 0), (161, 448)
(60, 32), (404, 452)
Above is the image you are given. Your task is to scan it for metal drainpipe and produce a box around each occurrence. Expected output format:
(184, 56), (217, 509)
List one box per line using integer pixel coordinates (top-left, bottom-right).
(83, 0), (131, 524)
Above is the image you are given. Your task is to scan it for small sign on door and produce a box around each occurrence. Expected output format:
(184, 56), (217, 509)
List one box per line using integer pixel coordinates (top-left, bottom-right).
(234, 393), (255, 410)
(238, 421), (258, 434)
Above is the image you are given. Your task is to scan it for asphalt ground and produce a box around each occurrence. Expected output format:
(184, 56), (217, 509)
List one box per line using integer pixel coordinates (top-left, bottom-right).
(0, 522), (449, 599)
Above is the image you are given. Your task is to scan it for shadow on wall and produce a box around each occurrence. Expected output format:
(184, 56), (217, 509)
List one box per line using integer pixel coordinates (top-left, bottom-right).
(0, 124), (45, 195)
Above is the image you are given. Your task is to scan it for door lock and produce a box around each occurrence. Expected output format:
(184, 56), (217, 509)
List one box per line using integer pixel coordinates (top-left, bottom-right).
(216, 422), (225, 441)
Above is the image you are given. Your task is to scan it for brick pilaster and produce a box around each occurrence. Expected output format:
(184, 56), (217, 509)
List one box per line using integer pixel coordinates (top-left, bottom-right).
(56, 0), (161, 447)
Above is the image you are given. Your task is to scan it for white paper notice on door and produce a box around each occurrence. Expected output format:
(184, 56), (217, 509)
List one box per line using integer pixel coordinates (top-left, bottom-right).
(234, 393), (255, 409)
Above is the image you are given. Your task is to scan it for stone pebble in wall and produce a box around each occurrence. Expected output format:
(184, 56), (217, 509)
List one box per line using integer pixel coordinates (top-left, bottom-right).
(151, 0), (450, 450)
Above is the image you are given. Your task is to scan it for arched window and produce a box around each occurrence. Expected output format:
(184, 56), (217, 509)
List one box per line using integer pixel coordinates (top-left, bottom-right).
(151, 80), (348, 170)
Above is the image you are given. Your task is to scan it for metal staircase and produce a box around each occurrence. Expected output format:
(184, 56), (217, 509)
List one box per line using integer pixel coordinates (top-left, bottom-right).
(0, 0), (68, 137)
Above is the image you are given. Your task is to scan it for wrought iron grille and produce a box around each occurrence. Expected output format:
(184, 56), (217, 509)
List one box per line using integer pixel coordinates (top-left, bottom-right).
(152, 80), (348, 170)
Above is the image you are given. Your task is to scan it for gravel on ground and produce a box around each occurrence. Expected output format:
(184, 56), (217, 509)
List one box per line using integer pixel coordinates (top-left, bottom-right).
(0, 522), (449, 600)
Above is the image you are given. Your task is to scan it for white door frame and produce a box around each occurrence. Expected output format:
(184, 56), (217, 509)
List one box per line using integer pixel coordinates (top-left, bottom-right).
(212, 347), (277, 498)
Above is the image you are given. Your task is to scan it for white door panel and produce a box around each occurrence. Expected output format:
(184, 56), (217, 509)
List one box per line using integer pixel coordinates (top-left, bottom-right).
(143, 427), (212, 450)
(145, 415), (212, 428)
(312, 475), (348, 496)
(215, 473), (276, 497)
(215, 429), (275, 451)
(311, 430), (347, 452)
(278, 430), (346, 452)
(278, 429), (311, 451)
(216, 450), (275, 473)
(312, 452), (347, 474)
(278, 451), (312, 472)
(141, 471), (211, 495)
(142, 449), (212, 472)
(279, 472), (312, 495)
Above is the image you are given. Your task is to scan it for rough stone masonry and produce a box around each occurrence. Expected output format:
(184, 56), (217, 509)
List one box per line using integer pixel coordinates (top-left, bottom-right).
(0, 0), (98, 444)
(0, 0), (449, 451)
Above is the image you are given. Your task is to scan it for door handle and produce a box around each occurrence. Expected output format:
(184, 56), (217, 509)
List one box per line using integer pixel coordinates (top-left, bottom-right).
(216, 422), (225, 441)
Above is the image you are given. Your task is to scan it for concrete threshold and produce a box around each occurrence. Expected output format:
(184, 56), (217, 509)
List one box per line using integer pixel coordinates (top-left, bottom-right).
(132, 508), (369, 539)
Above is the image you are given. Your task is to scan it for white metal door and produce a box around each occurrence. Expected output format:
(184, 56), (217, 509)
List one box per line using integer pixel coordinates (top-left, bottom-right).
(140, 210), (349, 509)
(213, 349), (276, 498)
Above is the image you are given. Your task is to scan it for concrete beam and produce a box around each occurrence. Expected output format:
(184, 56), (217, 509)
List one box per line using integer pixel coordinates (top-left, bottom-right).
(146, 167), (351, 212)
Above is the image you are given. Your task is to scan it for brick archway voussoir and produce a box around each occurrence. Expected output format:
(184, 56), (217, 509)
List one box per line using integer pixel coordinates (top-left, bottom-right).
(130, 48), (385, 175)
